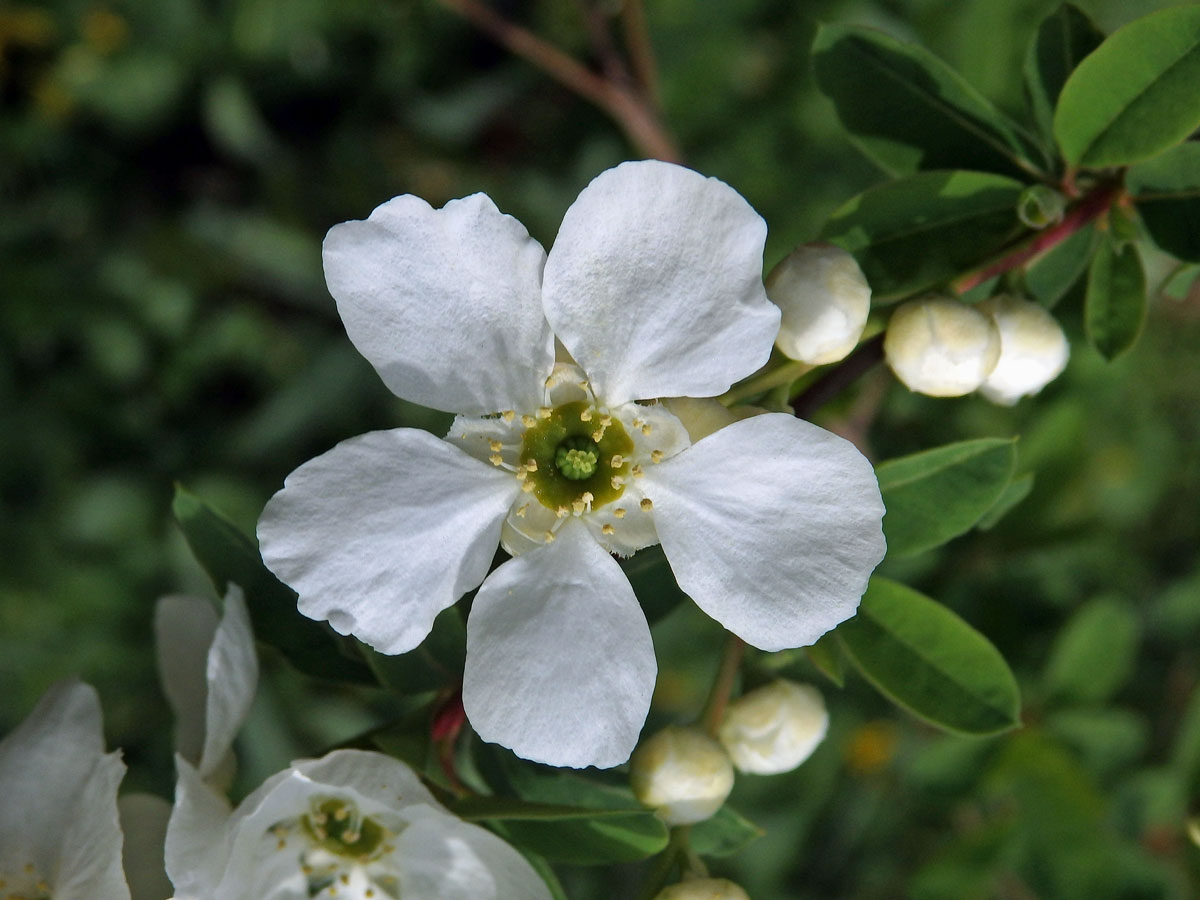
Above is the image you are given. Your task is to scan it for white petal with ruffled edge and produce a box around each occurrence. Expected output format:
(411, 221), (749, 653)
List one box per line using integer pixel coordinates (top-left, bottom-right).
(463, 519), (656, 768)
(645, 414), (885, 651)
(323, 193), (555, 416)
(258, 429), (519, 655)
(199, 587), (257, 782)
(542, 161), (779, 406)
(54, 752), (130, 900)
(155, 595), (218, 766)
(165, 758), (233, 898)
(395, 806), (552, 900)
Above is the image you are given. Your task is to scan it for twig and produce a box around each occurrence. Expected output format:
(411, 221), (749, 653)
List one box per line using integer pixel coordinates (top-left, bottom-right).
(621, 0), (661, 103)
(699, 634), (745, 735)
(790, 333), (885, 420)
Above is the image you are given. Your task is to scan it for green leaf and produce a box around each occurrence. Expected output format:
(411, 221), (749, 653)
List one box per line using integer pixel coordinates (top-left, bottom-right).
(172, 485), (372, 683)
(821, 171), (1025, 301)
(361, 605), (466, 694)
(689, 805), (764, 857)
(621, 544), (688, 624)
(1023, 4), (1105, 146)
(811, 24), (1045, 179)
(977, 473), (1035, 531)
(451, 796), (651, 822)
(1043, 596), (1141, 705)
(839, 578), (1021, 735)
(1023, 223), (1098, 307)
(876, 438), (1018, 557)
(805, 633), (846, 687)
(1127, 143), (1200, 262)
(1084, 237), (1146, 360)
(1054, 6), (1200, 168)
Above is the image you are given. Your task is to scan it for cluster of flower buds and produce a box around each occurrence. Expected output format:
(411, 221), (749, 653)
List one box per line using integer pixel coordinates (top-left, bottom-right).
(884, 294), (1069, 404)
(654, 877), (753, 899)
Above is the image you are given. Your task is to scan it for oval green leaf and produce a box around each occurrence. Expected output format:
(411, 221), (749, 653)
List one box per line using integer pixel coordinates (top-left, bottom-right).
(839, 577), (1021, 734)
(876, 438), (1018, 557)
(172, 484), (373, 683)
(1128, 143), (1200, 263)
(1023, 4), (1105, 146)
(821, 171), (1025, 301)
(1023, 222), (1098, 307)
(1043, 596), (1141, 705)
(1054, 6), (1200, 168)
(1084, 237), (1146, 360)
(689, 805), (764, 858)
(812, 24), (1046, 179)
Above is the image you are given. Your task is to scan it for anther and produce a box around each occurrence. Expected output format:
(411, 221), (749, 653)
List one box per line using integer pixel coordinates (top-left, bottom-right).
(556, 506), (570, 519)
(651, 450), (664, 463)
(489, 454), (503, 466)
(525, 460), (538, 472)
(600, 415), (612, 427)
(502, 410), (515, 422)
(614, 508), (626, 518)
(489, 440), (503, 452)
(610, 455), (624, 468)
(341, 874), (351, 885)
(522, 481), (535, 493)
(343, 831), (359, 843)
(537, 407), (552, 419)
(544, 530), (556, 543)
(642, 423), (653, 435)
(641, 498), (654, 511)
(591, 429), (605, 442)
(602, 524), (615, 535)
(580, 409), (593, 422)
(515, 504), (529, 518)
(277, 838), (287, 850)
(581, 491), (594, 504)
(632, 464), (644, 478)
(516, 468), (527, 481)
(611, 476), (624, 489)
(522, 415), (536, 427)
(572, 499), (586, 514)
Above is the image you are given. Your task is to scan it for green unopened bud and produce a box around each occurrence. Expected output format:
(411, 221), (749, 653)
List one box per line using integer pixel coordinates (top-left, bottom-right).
(1017, 184), (1066, 229)
(630, 725), (734, 826)
(718, 680), (828, 775)
(884, 296), (1001, 397)
(654, 878), (752, 900)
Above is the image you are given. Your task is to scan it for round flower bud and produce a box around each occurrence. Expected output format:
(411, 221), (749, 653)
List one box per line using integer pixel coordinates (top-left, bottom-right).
(976, 294), (1069, 405)
(630, 725), (734, 826)
(1016, 184), (1066, 229)
(765, 243), (871, 365)
(718, 680), (828, 775)
(884, 296), (1001, 397)
(655, 878), (752, 900)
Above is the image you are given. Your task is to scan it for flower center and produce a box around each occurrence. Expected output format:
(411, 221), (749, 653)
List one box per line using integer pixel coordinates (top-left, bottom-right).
(520, 400), (633, 511)
(301, 797), (386, 860)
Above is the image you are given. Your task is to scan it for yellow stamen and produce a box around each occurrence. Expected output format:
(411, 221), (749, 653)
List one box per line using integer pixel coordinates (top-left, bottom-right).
(614, 508), (626, 518)
(502, 410), (515, 422)
(651, 450), (664, 463)
(640, 498), (654, 511)
(602, 524), (615, 535)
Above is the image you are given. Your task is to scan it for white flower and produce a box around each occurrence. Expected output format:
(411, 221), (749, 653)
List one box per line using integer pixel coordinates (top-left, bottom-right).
(655, 878), (752, 900)
(629, 725), (734, 826)
(0, 680), (130, 900)
(165, 749), (551, 900)
(717, 680), (828, 775)
(884, 296), (1001, 397)
(257, 160), (887, 769)
(976, 294), (1069, 405)
(765, 243), (871, 365)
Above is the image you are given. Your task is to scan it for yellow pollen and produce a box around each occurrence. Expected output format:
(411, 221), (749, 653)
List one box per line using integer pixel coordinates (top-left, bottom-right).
(544, 530), (556, 543)
(610, 454), (624, 467)
(537, 406), (552, 419)
(611, 476), (624, 489)
(277, 838), (287, 850)
(502, 410), (515, 422)
(515, 468), (527, 481)
(556, 506), (570, 519)
(525, 459), (538, 471)
(632, 464), (644, 478)
(600, 415), (612, 427)
(614, 508), (626, 518)
(602, 524), (615, 535)
(489, 454), (503, 466)
(633, 418), (644, 428)
(651, 450), (664, 463)
(642, 423), (653, 435)
(641, 498), (654, 511)
(580, 409), (593, 422)
(515, 504), (529, 518)
(591, 429), (605, 442)
(341, 874), (351, 885)
(522, 481), (535, 493)
(489, 440), (503, 452)
(572, 499), (586, 514)
(522, 415), (536, 427)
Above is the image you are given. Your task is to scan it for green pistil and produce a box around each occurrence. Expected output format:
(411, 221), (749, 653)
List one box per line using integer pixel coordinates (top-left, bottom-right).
(556, 436), (600, 480)
(520, 401), (634, 511)
(301, 797), (385, 859)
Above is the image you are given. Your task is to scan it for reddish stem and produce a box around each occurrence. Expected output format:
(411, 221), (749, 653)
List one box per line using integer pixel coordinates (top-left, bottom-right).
(952, 181), (1120, 295)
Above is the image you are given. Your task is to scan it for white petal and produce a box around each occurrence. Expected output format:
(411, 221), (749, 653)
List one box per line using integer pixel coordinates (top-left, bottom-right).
(118, 793), (173, 900)
(258, 429), (519, 655)
(155, 596), (218, 766)
(199, 587), (258, 782)
(323, 193), (554, 415)
(0, 680), (108, 876)
(542, 161), (779, 406)
(395, 806), (552, 900)
(645, 414), (886, 651)
(463, 520), (656, 768)
(164, 758), (232, 898)
(290, 748), (440, 811)
(55, 751), (130, 900)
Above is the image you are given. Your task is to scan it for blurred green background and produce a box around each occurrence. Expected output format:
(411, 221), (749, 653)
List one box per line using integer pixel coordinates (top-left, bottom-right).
(2, 0), (1198, 897)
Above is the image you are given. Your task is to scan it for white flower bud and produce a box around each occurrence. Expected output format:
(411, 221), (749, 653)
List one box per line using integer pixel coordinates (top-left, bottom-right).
(884, 296), (1001, 397)
(655, 878), (752, 900)
(718, 680), (828, 775)
(663, 397), (766, 443)
(630, 725), (734, 825)
(766, 243), (871, 365)
(975, 294), (1069, 405)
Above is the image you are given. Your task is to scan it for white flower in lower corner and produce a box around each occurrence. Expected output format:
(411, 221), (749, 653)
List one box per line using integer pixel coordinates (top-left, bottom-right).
(0, 681), (129, 900)
(976, 294), (1069, 405)
(884, 296), (1001, 397)
(257, 159), (886, 769)
(717, 680), (828, 775)
(165, 749), (550, 900)
(630, 726), (734, 826)
(766, 243), (871, 365)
